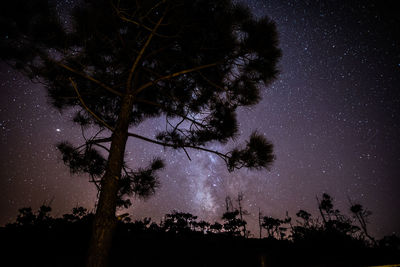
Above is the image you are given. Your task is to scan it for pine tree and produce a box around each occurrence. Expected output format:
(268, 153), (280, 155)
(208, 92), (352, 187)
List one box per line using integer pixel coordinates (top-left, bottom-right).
(1, 0), (281, 265)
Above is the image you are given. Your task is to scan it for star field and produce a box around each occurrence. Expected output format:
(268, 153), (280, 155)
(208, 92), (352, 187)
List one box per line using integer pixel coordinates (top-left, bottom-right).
(1, 0), (399, 238)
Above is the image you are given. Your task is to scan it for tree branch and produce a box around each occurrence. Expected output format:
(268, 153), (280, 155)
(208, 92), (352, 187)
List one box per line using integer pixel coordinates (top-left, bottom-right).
(93, 143), (111, 153)
(89, 176), (101, 191)
(127, 132), (228, 161)
(134, 98), (206, 128)
(57, 62), (123, 96)
(112, 2), (172, 39)
(69, 77), (115, 131)
(198, 71), (225, 91)
(182, 147), (192, 161)
(87, 137), (113, 144)
(134, 62), (220, 96)
(142, 0), (166, 20)
(126, 13), (165, 92)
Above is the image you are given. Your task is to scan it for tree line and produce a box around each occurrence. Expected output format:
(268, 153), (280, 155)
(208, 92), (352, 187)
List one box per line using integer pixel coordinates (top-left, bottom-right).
(2, 192), (399, 266)
(0, 193), (400, 267)
(5, 192), (399, 246)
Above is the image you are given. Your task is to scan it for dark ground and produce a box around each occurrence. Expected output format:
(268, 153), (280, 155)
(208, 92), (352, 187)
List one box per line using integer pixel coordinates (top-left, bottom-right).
(1, 212), (399, 267)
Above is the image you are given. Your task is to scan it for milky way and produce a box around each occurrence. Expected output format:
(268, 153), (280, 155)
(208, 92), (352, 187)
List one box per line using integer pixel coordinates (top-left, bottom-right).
(1, 0), (399, 238)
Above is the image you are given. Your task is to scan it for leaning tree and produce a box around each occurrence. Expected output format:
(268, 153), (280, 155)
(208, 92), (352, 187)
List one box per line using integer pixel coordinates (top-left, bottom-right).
(1, 0), (281, 266)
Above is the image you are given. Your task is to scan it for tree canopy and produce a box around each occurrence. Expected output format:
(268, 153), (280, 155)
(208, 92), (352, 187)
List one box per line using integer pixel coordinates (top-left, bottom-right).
(1, 0), (281, 265)
(1, 0), (280, 197)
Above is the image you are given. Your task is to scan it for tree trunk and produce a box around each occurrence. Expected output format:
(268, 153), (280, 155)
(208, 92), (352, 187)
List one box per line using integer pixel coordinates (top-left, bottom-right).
(86, 94), (134, 267)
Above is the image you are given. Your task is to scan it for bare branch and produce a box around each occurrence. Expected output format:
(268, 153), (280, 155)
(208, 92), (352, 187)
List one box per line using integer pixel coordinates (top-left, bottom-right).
(112, 2), (173, 39)
(93, 143), (111, 153)
(87, 137), (113, 144)
(89, 176), (101, 191)
(134, 62), (220, 96)
(199, 71), (225, 91)
(134, 98), (207, 128)
(126, 13), (165, 92)
(142, 0), (166, 20)
(127, 132), (228, 161)
(57, 62), (123, 96)
(69, 77), (115, 131)
(182, 147), (192, 161)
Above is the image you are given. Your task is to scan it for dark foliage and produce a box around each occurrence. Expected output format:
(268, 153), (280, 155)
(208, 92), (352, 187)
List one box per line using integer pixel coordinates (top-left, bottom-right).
(228, 132), (275, 171)
(222, 209), (246, 236)
(2, 196), (399, 267)
(118, 157), (165, 207)
(57, 141), (106, 178)
(162, 211), (198, 234)
(261, 216), (290, 240)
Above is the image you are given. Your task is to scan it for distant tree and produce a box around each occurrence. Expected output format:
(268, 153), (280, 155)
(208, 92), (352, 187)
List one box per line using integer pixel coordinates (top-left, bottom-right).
(73, 207), (89, 218)
(1, 0), (280, 265)
(194, 220), (211, 234)
(128, 217), (153, 230)
(209, 222), (223, 234)
(258, 208), (263, 239)
(317, 193), (335, 224)
(260, 213), (291, 240)
(261, 216), (283, 239)
(291, 209), (317, 241)
(36, 205), (52, 222)
(316, 193), (358, 236)
(148, 221), (162, 233)
(282, 211), (292, 239)
(379, 234), (400, 251)
(63, 206), (91, 223)
(15, 207), (36, 226)
(162, 211), (198, 234)
(5, 205), (54, 229)
(222, 209), (246, 236)
(296, 210), (312, 227)
(350, 203), (376, 246)
(222, 195), (248, 237)
(236, 192), (250, 237)
(225, 196), (235, 213)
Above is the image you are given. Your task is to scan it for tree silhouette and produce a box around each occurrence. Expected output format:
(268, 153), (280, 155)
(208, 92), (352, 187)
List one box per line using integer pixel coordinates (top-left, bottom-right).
(14, 205), (53, 226)
(236, 192), (250, 237)
(296, 210), (312, 227)
(16, 207), (37, 226)
(261, 215), (289, 239)
(209, 222), (223, 234)
(350, 203), (377, 246)
(162, 211), (198, 234)
(63, 206), (89, 223)
(1, 0), (280, 265)
(222, 195), (248, 236)
(3, 196), (399, 267)
(194, 220), (211, 234)
(222, 209), (246, 236)
(316, 193), (359, 237)
(317, 193), (335, 224)
(258, 208), (263, 239)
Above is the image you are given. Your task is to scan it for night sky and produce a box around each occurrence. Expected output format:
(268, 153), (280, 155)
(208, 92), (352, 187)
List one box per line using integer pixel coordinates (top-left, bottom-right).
(1, 0), (399, 238)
